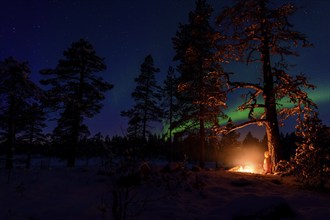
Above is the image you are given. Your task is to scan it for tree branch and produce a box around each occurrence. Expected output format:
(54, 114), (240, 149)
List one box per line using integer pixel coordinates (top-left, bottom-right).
(213, 119), (267, 135)
(225, 78), (263, 93)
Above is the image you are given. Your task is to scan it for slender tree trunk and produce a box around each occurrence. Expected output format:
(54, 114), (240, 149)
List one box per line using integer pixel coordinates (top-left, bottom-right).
(68, 121), (78, 167)
(67, 102), (80, 167)
(169, 80), (174, 161)
(5, 128), (14, 169)
(6, 90), (16, 169)
(67, 72), (84, 167)
(199, 102), (205, 168)
(142, 73), (150, 140)
(26, 124), (34, 169)
(199, 118), (205, 168)
(169, 86), (173, 143)
(142, 109), (147, 140)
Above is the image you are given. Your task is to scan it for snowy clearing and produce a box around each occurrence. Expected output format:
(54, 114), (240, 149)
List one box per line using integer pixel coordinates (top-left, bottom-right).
(1, 161), (329, 220)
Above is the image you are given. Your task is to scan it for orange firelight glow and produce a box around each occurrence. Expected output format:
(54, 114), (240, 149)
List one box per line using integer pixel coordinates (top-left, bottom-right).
(223, 145), (265, 174)
(229, 164), (261, 173)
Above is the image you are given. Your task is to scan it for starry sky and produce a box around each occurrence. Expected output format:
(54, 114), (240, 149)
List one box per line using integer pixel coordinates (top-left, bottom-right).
(1, 0), (329, 138)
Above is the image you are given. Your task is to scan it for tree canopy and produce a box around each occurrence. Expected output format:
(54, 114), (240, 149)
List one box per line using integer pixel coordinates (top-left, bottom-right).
(173, 0), (227, 167)
(0, 57), (43, 169)
(121, 54), (162, 140)
(40, 39), (113, 167)
(214, 0), (317, 170)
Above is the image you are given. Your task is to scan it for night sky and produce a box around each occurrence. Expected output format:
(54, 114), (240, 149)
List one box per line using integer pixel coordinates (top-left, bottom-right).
(1, 0), (329, 138)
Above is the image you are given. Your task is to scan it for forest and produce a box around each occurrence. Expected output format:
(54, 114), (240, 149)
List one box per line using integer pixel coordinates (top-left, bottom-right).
(0, 0), (329, 189)
(1, 1), (330, 219)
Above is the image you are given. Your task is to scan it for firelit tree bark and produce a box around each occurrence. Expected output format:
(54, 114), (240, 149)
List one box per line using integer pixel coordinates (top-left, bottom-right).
(215, 0), (314, 171)
(259, 1), (281, 170)
(173, 0), (227, 168)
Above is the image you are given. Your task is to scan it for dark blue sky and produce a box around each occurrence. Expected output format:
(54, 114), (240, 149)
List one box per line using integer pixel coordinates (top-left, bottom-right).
(1, 0), (329, 137)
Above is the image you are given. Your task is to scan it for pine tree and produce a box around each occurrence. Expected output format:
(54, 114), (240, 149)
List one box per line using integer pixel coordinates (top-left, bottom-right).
(40, 39), (113, 167)
(242, 131), (259, 147)
(161, 66), (179, 160)
(293, 104), (327, 188)
(162, 66), (178, 142)
(215, 0), (315, 171)
(0, 57), (43, 169)
(121, 54), (162, 140)
(220, 118), (240, 150)
(19, 102), (47, 168)
(173, 0), (227, 167)
(279, 132), (297, 161)
(125, 109), (143, 139)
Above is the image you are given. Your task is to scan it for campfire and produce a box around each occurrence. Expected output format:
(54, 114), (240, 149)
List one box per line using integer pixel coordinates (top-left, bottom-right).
(229, 164), (262, 174)
(220, 145), (266, 174)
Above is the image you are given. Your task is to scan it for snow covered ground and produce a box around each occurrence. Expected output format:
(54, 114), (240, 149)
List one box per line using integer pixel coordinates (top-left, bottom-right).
(0, 159), (329, 220)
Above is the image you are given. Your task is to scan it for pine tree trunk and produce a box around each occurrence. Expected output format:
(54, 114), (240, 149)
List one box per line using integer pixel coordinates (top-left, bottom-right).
(67, 137), (77, 167)
(263, 53), (281, 171)
(26, 123), (34, 169)
(142, 73), (150, 140)
(199, 116), (205, 168)
(68, 106), (80, 167)
(67, 72), (84, 167)
(5, 93), (15, 169)
(260, 1), (281, 171)
(265, 121), (281, 172)
(169, 85), (174, 161)
(5, 132), (14, 169)
(263, 46), (281, 170)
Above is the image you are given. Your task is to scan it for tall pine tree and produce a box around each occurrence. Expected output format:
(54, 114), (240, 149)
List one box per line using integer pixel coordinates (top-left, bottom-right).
(173, 0), (227, 167)
(0, 57), (43, 169)
(40, 39), (113, 167)
(215, 0), (316, 171)
(161, 66), (178, 143)
(293, 103), (327, 188)
(121, 55), (162, 140)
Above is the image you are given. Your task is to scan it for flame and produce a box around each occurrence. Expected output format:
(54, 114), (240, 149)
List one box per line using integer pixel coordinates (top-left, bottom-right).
(229, 164), (261, 174)
(236, 165), (256, 173)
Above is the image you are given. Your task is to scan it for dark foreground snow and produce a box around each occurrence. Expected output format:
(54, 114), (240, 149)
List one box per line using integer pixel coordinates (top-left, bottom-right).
(0, 162), (329, 220)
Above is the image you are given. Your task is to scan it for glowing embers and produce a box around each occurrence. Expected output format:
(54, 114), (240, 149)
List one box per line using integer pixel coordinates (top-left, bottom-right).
(223, 146), (265, 174)
(229, 164), (262, 174)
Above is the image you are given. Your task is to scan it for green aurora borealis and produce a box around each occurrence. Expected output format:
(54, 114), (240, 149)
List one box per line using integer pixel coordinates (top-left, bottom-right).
(163, 85), (329, 138)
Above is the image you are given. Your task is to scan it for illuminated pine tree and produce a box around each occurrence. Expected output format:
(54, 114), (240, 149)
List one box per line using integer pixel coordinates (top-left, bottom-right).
(293, 105), (328, 188)
(215, 0), (315, 171)
(40, 39), (113, 167)
(173, 0), (227, 167)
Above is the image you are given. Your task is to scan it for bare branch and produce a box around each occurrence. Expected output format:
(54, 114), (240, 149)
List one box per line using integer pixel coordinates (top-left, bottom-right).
(227, 81), (263, 93)
(213, 119), (267, 135)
